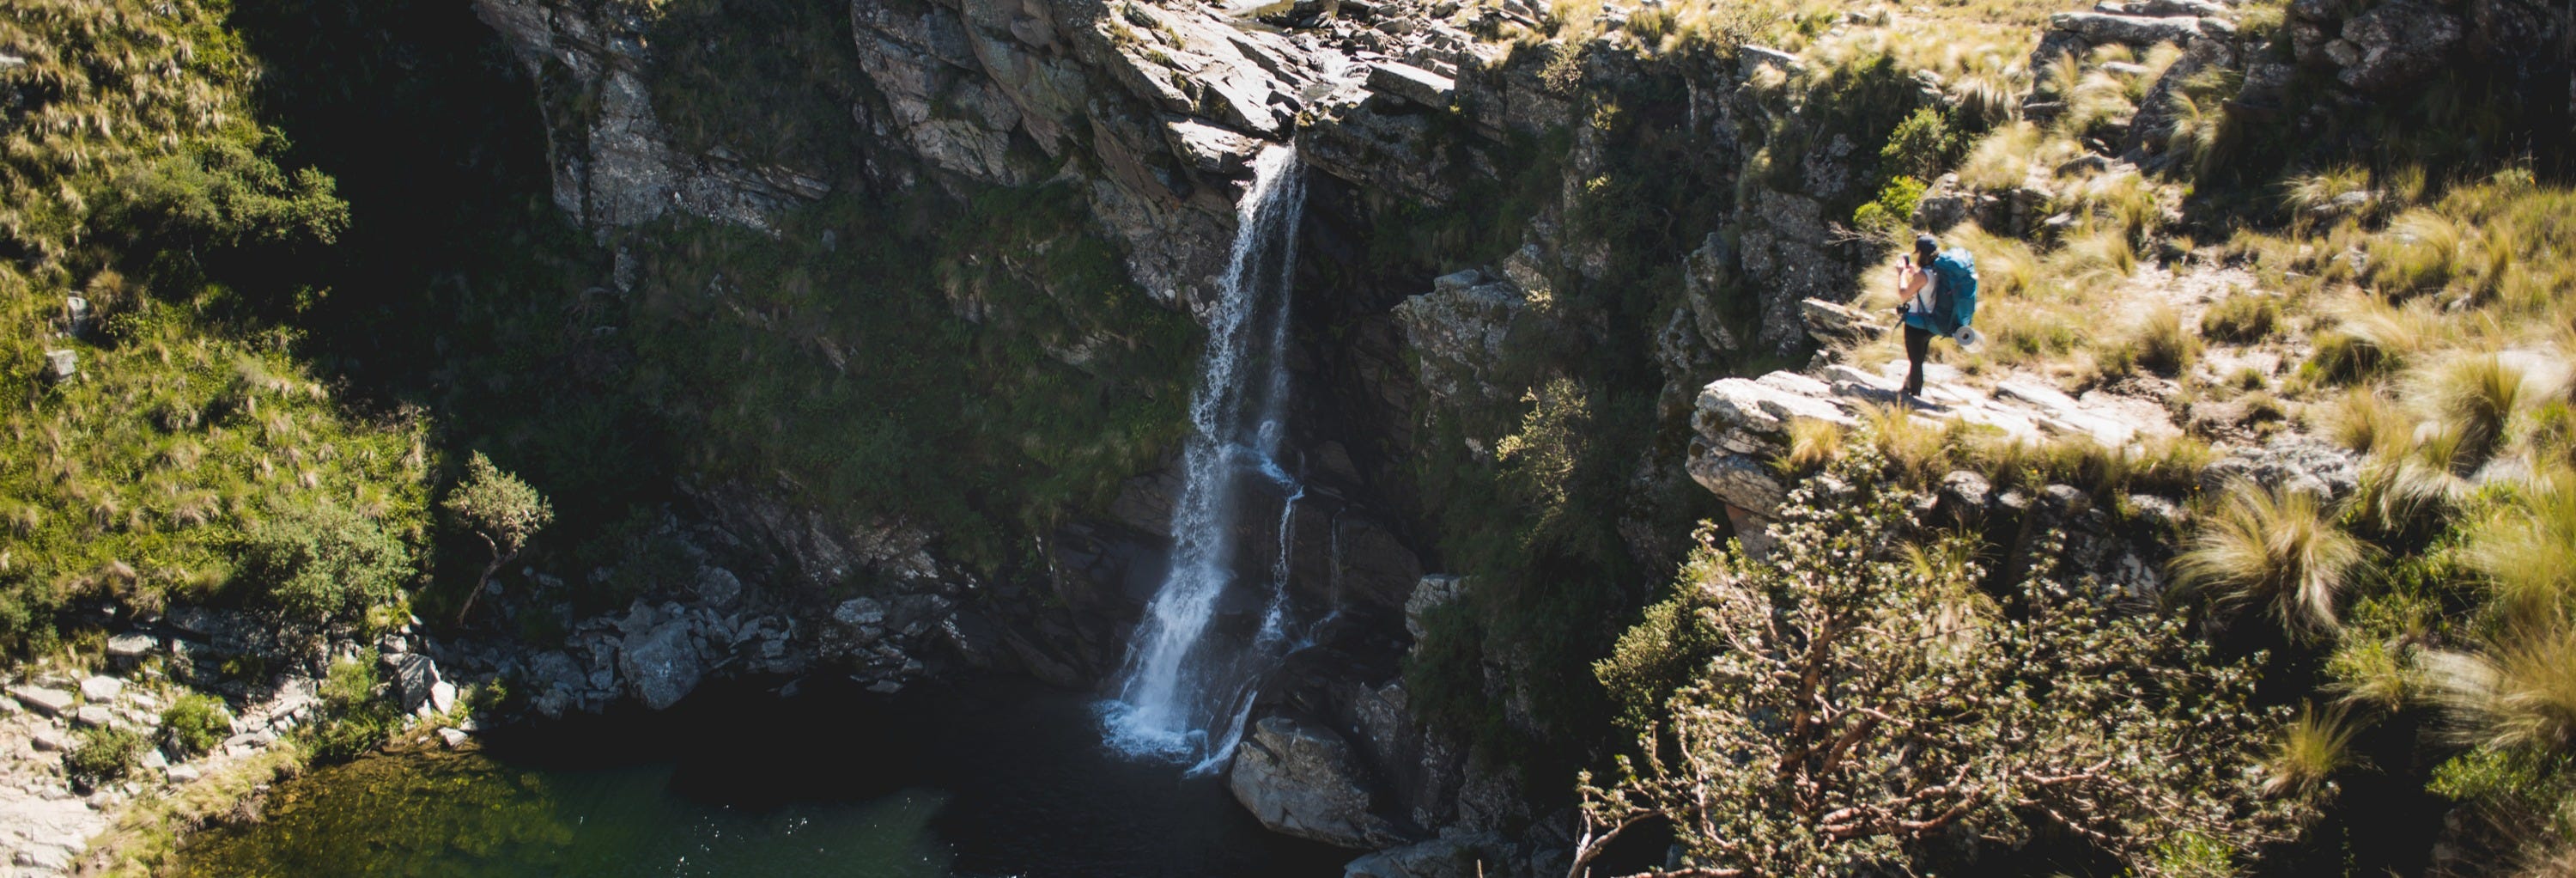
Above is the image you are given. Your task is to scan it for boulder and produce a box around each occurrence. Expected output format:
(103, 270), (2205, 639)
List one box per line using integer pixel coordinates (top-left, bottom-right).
(694, 566), (744, 609)
(617, 619), (703, 710)
(9, 685), (76, 718)
(833, 597), (889, 630)
(380, 654), (442, 714)
(1687, 451), (1790, 515)
(1163, 118), (1261, 175)
(2049, 11), (2207, 45)
(2335, 1), (2462, 92)
(1911, 191), (1971, 231)
(2100, 0), (2233, 16)
(75, 704), (115, 729)
(77, 676), (124, 702)
(31, 728), (70, 752)
(2200, 436), (2362, 501)
(1345, 832), (1520, 878)
(1228, 715), (1406, 849)
(1365, 62), (1455, 108)
(105, 632), (158, 661)
(1392, 270), (1531, 403)
(1402, 575), (1467, 640)
(1800, 297), (1892, 344)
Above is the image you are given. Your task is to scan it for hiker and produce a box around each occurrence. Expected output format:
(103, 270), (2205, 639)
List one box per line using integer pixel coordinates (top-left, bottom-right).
(1894, 233), (1979, 399)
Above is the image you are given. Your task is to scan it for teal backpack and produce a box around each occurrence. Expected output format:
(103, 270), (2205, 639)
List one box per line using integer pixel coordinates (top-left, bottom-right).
(1928, 247), (1978, 335)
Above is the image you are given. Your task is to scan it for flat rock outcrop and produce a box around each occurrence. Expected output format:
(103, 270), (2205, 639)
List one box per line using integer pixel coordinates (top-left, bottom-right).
(1229, 714), (1407, 850)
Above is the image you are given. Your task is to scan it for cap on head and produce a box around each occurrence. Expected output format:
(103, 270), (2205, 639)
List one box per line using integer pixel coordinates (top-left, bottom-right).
(1914, 234), (1939, 260)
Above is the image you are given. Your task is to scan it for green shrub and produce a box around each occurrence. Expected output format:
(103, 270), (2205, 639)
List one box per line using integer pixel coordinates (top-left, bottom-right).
(302, 657), (395, 764)
(319, 656), (380, 708)
(1576, 448), (2302, 876)
(161, 692), (234, 759)
(65, 726), (149, 790)
(239, 503), (413, 622)
(1878, 108), (1955, 180)
(1852, 175), (1929, 239)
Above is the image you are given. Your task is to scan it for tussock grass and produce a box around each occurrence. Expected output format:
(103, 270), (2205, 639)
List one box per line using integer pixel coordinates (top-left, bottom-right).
(2465, 474), (2576, 627)
(1957, 122), (2045, 191)
(2283, 166), (2376, 227)
(2172, 480), (2369, 637)
(2407, 352), (2535, 471)
(2318, 387), (2411, 458)
(1859, 401), (1952, 486)
(2201, 292), (2282, 344)
(2309, 296), (2450, 383)
(1777, 417), (1848, 474)
(2421, 626), (2576, 752)
(2123, 303), (2202, 377)
(2365, 209), (2468, 299)
(2263, 704), (2360, 797)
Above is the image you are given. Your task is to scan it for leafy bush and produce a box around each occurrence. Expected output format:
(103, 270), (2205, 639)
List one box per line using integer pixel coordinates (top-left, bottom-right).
(161, 692), (234, 759)
(301, 657), (395, 764)
(1852, 175), (1929, 240)
(239, 503), (413, 622)
(65, 726), (149, 790)
(1878, 108), (1955, 180)
(1576, 448), (2302, 875)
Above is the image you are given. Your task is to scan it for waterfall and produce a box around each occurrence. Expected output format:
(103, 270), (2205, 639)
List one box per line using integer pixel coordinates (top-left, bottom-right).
(1102, 144), (1308, 770)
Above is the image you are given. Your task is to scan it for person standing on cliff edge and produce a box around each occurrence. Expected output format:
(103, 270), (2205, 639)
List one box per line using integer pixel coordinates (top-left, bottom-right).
(1894, 232), (1980, 400)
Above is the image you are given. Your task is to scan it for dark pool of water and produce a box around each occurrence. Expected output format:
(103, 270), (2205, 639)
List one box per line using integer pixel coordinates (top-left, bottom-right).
(177, 675), (1353, 877)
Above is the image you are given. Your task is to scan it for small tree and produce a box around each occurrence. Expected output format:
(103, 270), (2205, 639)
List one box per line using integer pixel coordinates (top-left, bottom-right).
(1574, 448), (2306, 878)
(443, 452), (553, 626)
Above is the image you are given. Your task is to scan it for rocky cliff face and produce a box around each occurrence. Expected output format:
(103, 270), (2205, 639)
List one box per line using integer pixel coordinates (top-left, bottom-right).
(454, 0), (2176, 870)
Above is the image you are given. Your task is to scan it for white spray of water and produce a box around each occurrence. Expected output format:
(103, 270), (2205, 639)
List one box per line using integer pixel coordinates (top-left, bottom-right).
(1102, 145), (1308, 769)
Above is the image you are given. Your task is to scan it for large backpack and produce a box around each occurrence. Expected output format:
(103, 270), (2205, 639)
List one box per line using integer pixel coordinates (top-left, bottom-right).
(1928, 247), (1978, 335)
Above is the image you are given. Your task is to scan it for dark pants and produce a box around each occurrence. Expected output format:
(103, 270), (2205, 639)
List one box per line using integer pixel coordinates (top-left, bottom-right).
(1903, 325), (1932, 398)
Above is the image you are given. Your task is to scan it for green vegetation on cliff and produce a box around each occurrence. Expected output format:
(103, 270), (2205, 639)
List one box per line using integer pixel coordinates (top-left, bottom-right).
(0, 0), (431, 654)
(0, 0), (1202, 656)
(1569, 0), (2576, 869)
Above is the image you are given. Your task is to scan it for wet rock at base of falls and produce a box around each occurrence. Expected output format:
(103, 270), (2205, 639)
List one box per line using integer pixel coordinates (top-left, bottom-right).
(617, 619), (703, 711)
(1229, 715), (1408, 850)
(693, 566), (744, 610)
(1401, 576), (1467, 641)
(1343, 832), (1522, 878)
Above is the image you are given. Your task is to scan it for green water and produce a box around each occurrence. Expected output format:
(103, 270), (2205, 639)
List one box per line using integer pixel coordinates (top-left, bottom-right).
(180, 753), (951, 877)
(174, 677), (1350, 877)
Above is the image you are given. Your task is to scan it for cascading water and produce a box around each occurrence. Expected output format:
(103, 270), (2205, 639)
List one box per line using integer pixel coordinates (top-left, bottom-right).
(1102, 144), (1308, 771)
